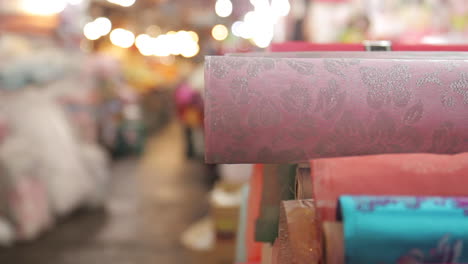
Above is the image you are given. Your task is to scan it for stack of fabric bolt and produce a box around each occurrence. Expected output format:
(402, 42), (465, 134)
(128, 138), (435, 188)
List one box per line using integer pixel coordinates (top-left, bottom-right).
(204, 49), (468, 264)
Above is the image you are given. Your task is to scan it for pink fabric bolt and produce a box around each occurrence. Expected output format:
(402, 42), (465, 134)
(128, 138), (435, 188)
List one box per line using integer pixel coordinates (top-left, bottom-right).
(204, 54), (468, 164)
(310, 153), (468, 221)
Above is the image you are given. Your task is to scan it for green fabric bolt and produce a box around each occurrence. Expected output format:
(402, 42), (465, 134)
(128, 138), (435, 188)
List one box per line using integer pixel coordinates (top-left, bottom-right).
(254, 164), (296, 243)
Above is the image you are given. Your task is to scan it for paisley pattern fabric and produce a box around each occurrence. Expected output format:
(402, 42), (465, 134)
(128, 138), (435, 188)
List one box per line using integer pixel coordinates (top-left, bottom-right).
(204, 54), (468, 163)
(339, 195), (468, 264)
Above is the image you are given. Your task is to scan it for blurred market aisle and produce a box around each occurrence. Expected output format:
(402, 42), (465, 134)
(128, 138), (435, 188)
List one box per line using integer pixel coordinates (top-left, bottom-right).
(0, 121), (210, 264)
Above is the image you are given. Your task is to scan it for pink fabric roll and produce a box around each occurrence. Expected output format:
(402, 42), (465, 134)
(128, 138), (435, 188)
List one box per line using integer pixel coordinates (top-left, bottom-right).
(311, 153), (468, 221)
(204, 54), (468, 164)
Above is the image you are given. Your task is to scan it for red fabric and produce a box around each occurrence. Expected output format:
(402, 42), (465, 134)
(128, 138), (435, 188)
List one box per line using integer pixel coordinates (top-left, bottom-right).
(392, 43), (468, 51)
(269, 42), (468, 52)
(246, 164), (263, 262)
(269, 42), (364, 52)
(310, 153), (468, 221)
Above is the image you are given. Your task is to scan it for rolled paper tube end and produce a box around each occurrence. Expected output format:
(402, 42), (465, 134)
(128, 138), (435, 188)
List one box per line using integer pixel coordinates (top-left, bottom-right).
(296, 165), (313, 200)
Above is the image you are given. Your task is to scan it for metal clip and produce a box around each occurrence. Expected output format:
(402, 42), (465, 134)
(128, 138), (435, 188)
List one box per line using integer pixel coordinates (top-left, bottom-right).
(363, 40), (392, 51)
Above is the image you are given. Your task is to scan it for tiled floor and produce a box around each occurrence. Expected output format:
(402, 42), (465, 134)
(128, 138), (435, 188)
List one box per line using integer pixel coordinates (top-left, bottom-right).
(0, 121), (210, 264)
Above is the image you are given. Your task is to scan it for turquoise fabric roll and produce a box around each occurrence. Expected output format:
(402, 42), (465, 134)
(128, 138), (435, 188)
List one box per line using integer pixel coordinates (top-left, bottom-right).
(339, 195), (468, 264)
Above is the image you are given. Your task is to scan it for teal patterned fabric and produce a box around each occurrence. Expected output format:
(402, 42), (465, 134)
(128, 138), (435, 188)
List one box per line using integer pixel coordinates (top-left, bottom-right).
(339, 195), (468, 264)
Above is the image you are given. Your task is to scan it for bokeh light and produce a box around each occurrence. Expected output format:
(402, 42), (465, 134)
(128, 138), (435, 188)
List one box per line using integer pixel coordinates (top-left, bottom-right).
(107, 0), (136, 7)
(188, 31), (199, 43)
(83, 17), (113, 40)
(271, 0), (291, 18)
(84, 22), (101, 40)
(211, 24), (229, 41)
(135, 34), (154, 56)
(252, 29), (274, 48)
(20, 0), (67, 16)
(215, 0), (233, 18)
(181, 42), (200, 58)
(135, 34), (151, 49)
(110, 28), (135, 48)
(67, 0), (83, 5)
(230, 0), (290, 48)
(231, 21), (243, 37)
(153, 35), (172, 57)
(94, 17), (112, 36)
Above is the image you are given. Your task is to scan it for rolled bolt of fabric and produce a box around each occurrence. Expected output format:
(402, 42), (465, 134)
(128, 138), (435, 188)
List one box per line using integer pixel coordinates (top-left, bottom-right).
(246, 164), (264, 262)
(255, 164), (296, 243)
(277, 199), (321, 264)
(204, 54), (468, 164)
(339, 195), (468, 264)
(310, 153), (468, 221)
(322, 222), (344, 264)
(235, 184), (250, 263)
